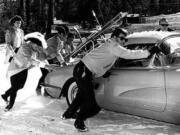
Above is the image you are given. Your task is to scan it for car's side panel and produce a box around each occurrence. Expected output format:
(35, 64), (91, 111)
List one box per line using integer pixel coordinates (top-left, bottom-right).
(164, 66), (180, 113)
(100, 67), (166, 112)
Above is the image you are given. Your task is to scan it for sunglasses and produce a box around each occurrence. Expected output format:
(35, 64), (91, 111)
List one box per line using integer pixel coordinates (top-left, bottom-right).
(161, 24), (168, 27)
(118, 36), (128, 42)
(15, 21), (22, 24)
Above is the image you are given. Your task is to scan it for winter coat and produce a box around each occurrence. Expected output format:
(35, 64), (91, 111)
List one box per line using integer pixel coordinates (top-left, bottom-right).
(4, 27), (24, 63)
(5, 27), (24, 49)
(7, 43), (47, 78)
(45, 35), (64, 63)
(82, 38), (150, 77)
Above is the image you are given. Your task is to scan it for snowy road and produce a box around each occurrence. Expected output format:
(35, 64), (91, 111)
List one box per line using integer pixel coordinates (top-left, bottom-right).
(1, 96), (180, 135)
(0, 45), (180, 135)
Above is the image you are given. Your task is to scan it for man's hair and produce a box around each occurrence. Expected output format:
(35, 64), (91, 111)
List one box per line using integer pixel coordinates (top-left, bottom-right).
(9, 15), (23, 25)
(68, 32), (74, 39)
(111, 28), (128, 38)
(56, 26), (67, 35)
(60, 24), (70, 35)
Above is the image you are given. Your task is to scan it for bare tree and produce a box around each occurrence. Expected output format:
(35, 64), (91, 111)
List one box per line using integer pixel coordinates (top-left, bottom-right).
(46, 0), (54, 35)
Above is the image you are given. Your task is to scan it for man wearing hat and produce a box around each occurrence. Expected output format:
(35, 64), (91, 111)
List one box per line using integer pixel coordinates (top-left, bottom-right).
(156, 18), (174, 31)
(4, 15), (24, 64)
(1, 32), (48, 111)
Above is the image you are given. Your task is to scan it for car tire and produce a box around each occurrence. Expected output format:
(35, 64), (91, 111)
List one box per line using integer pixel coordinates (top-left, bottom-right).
(63, 77), (101, 116)
(63, 77), (78, 106)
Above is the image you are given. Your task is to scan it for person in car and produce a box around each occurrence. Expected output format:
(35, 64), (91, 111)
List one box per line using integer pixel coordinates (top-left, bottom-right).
(36, 26), (69, 95)
(61, 32), (75, 61)
(4, 15), (24, 64)
(156, 18), (174, 32)
(45, 26), (68, 64)
(61, 28), (160, 132)
(1, 32), (47, 111)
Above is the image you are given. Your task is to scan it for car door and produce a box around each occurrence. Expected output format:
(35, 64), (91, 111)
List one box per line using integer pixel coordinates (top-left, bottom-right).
(103, 44), (166, 112)
(161, 36), (180, 112)
(163, 64), (180, 112)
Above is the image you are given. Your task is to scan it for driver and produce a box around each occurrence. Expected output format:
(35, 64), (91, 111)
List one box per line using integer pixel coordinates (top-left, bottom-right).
(61, 28), (160, 132)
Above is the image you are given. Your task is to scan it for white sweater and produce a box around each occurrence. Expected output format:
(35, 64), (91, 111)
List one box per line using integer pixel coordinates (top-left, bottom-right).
(82, 39), (150, 77)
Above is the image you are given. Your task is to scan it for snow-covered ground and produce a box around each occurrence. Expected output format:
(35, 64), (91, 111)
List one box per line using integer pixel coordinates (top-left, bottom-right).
(0, 45), (180, 135)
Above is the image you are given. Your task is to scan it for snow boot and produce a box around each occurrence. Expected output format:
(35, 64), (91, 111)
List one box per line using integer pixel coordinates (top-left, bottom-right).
(4, 104), (13, 112)
(74, 119), (88, 132)
(1, 94), (8, 104)
(61, 111), (77, 119)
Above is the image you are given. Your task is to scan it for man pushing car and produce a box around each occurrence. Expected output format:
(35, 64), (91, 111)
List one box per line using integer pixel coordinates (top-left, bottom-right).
(61, 28), (161, 132)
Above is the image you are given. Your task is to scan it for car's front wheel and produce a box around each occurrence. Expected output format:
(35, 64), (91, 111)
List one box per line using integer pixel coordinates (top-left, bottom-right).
(63, 77), (101, 116)
(63, 77), (78, 106)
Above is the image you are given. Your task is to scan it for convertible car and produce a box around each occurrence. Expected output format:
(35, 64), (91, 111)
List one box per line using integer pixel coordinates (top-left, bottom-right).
(43, 31), (180, 124)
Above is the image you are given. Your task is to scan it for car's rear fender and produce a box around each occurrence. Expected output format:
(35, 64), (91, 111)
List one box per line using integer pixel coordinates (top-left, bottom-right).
(44, 65), (74, 98)
(93, 77), (107, 107)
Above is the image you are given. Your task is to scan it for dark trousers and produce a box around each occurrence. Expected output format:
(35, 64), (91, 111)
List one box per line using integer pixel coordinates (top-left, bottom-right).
(36, 58), (55, 91)
(3, 69), (28, 108)
(37, 68), (49, 89)
(68, 61), (101, 120)
(36, 68), (49, 95)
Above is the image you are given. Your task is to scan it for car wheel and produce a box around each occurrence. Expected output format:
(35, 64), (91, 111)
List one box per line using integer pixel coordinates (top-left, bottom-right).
(63, 77), (78, 106)
(66, 81), (78, 106)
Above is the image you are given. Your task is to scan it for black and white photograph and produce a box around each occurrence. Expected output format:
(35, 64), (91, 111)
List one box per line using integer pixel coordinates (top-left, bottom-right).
(1, 0), (180, 134)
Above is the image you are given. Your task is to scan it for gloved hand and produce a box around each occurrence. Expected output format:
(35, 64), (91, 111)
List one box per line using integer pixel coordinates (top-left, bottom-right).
(149, 46), (161, 54)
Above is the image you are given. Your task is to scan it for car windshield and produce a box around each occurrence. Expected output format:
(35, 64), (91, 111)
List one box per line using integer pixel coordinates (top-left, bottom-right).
(165, 37), (180, 53)
(162, 36), (180, 66)
(114, 43), (157, 68)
